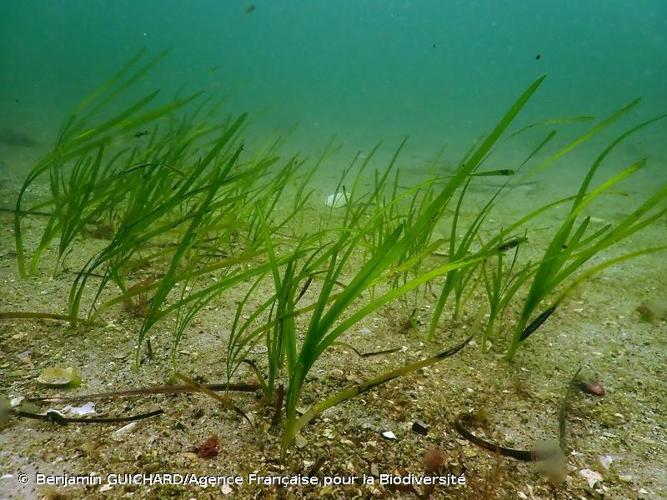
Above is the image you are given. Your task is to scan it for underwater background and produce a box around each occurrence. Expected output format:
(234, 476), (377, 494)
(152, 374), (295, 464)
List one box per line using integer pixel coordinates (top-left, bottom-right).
(2, 3), (667, 499)
(1, 0), (666, 172)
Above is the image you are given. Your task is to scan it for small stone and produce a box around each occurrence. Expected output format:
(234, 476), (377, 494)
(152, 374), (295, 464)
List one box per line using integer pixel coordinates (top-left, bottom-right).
(580, 381), (605, 397)
(295, 433), (307, 449)
(411, 420), (429, 436)
(17, 351), (32, 364)
(221, 484), (233, 495)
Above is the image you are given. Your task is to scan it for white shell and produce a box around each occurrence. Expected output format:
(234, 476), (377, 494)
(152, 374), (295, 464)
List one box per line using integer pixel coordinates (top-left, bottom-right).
(325, 192), (347, 208)
(62, 402), (96, 416)
(112, 421), (137, 441)
(579, 468), (603, 488)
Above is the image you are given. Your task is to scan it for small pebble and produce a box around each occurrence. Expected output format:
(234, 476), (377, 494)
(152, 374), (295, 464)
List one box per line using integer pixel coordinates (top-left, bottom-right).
(295, 434), (307, 449)
(221, 484), (233, 495)
(580, 381), (605, 397)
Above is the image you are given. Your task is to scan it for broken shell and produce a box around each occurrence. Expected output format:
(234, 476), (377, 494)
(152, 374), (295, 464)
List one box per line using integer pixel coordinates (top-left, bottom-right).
(579, 468), (603, 488)
(111, 422), (137, 441)
(598, 454), (613, 470)
(325, 192), (347, 208)
(62, 402), (95, 416)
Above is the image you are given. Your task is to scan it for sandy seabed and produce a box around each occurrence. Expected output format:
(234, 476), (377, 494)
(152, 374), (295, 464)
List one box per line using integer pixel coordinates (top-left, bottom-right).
(1, 154), (666, 499)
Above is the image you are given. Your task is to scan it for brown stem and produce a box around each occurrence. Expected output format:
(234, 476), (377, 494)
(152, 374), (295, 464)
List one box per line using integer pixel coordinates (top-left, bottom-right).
(0, 311), (86, 323)
(453, 413), (559, 461)
(25, 382), (260, 403)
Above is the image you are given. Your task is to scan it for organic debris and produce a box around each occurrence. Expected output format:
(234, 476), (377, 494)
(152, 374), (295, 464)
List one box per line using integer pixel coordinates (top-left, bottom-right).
(423, 447), (446, 472)
(193, 434), (220, 459)
(636, 299), (667, 322)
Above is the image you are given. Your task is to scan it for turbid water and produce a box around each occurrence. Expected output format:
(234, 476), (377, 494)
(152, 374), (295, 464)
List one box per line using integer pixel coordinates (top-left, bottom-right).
(1, 2), (666, 499)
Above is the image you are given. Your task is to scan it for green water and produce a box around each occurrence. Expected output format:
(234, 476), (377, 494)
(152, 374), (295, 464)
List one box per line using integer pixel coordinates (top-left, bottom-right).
(1, 0), (666, 176)
(1, 4), (667, 497)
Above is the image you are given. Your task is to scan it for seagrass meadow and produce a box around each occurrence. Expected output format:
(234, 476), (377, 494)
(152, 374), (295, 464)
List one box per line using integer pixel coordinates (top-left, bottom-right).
(1, 2), (667, 499)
